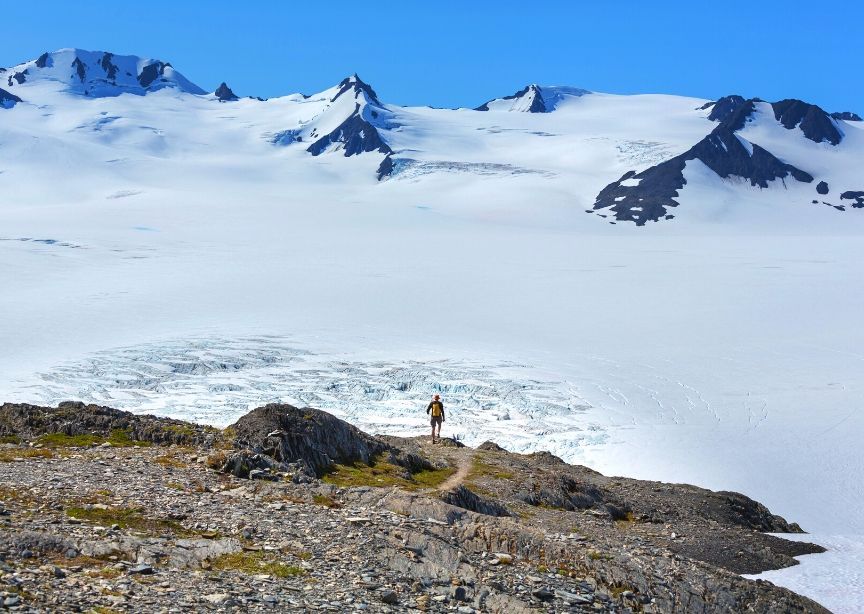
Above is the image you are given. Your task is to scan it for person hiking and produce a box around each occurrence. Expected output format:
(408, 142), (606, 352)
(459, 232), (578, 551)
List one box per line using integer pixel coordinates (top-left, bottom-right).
(426, 394), (445, 443)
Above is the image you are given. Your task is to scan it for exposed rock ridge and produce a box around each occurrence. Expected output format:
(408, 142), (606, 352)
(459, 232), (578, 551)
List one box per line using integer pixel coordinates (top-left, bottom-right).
(305, 75), (394, 158)
(0, 401), (829, 612)
(771, 99), (844, 145)
(591, 96), (814, 225)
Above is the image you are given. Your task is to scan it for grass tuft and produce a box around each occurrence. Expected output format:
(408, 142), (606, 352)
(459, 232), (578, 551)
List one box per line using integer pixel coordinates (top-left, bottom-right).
(312, 494), (341, 508)
(0, 448), (54, 462)
(65, 506), (190, 536)
(210, 550), (304, 578)
(322, 455), (455, 490)
(36, 429), (151, 449)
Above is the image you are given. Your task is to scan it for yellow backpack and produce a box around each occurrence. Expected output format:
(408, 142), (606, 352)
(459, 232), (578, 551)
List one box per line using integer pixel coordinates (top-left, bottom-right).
(430, 401), (443, 417)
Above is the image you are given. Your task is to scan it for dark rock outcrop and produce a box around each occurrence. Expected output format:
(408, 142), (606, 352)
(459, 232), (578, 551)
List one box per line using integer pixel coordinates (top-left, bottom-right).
(138, 61), (169, 89)
(772, 99), (843, 145)
(214, 82), (238, 102)
(840, 191), (864, 208)
(228, 404), (429, 477)
(477, 440), (507, 452)
(34, 52), (51, 69)
(8, 70), (27, 86)
(831, 110), (862, 121)
(440, 485), (510, 517)
(0, 87), (21, 109)
(0, 402), (216, 447)
(701, 94), (747, 123)
(99, 52), (118, 81)
(306, 108), (392, 157)
(71, 57), (86, 82)
(376, 153), (395, 180)
(817, 181), (829, 195)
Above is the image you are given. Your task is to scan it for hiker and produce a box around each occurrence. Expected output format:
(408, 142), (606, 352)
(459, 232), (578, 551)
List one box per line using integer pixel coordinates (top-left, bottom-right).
(426, 394), (445, 443)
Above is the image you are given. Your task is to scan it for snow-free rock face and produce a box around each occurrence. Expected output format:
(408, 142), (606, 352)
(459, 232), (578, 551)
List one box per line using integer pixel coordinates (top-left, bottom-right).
(831, 111), (862, 122)
(3, 49), (205, 97)
(0, 87), (21, 109)
(476, 84), (589, 112)
(213, 82), (238, 102)
(700, 94), (748, 123)
(771, 99), (843, 145)
(592, 96), (816, 225)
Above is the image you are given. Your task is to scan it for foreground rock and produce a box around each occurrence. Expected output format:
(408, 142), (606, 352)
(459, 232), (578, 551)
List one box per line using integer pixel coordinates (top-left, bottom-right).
(0, 402), (827, 612)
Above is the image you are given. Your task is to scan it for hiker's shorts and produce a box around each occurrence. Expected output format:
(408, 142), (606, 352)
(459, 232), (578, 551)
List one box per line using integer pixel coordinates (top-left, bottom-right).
(430, 415), (443, 427)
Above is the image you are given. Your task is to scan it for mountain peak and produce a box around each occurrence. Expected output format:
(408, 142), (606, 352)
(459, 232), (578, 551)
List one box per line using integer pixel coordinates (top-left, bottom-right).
(3, 48), (205, 98)
(476, 84), (589, 113)
(831, 110), (862, 122)
(331, 73), (381, 105)
(214, 82), (238, 102)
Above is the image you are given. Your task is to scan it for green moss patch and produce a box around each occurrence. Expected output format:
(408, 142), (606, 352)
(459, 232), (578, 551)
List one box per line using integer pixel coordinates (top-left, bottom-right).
(210, 550), (304, 578)
(0, 448), (54, 462)
(36, 429), (151, 449)
(322, 455), (455, 490)
(312, 494), (341, 508)
(65, 506), (188, 535)
(468, 456), (515, 481)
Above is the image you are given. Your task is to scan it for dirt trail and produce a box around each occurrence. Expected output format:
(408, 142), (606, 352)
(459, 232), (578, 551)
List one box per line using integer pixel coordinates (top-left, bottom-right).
(437, 451), (474, 491)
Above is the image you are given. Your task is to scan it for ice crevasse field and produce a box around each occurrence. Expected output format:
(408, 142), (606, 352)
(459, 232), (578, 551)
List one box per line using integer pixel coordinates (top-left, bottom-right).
(1, 51), (863, 611)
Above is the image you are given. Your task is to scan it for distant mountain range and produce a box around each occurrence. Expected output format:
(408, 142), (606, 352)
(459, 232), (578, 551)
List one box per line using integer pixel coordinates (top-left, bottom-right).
(2, 48), (861, 225)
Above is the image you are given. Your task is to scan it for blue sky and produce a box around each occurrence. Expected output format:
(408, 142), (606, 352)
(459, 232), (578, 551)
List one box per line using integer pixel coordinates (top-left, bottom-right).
(1, 1), (861, 112)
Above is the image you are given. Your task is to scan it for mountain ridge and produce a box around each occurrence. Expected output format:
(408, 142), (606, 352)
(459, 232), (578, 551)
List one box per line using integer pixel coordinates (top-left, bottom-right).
(1, 47), (862, 226)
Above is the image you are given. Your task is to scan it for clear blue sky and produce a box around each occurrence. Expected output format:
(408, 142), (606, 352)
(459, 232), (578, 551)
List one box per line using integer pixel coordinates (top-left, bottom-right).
(1, 0), (861, 113)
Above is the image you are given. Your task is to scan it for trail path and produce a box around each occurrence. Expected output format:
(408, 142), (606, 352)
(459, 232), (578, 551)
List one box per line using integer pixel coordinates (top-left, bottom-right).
(437, 450), (474, 491)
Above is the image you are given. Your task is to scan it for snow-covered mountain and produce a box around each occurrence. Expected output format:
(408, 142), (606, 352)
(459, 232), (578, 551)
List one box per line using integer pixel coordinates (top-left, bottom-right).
(475, 84), (590, 112)
(270, 74), (394, 159)
(2, 48), (205, 97)
(1, 48), (861, 228)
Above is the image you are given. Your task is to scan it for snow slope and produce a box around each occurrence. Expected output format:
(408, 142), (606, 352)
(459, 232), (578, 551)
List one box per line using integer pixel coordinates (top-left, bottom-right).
(1, 48), (863, 612)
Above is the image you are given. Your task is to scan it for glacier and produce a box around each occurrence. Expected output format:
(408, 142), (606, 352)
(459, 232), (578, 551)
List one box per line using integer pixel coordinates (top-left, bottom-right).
(1, 48), (863, 612)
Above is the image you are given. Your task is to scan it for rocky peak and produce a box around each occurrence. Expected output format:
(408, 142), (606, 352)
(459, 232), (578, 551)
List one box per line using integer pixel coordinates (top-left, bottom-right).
(700, 94), (747, 123)
(214, 82), (238, 102)
(273, 74), (393, 159)
(830, 110), (862, 122)
(476, 83), (544, 112)
(476, 84), (589, 112)
(331, 73), (382, 105)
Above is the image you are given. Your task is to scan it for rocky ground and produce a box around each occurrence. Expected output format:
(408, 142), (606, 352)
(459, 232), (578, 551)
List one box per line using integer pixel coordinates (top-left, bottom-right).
(0, 402), (828, 613)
